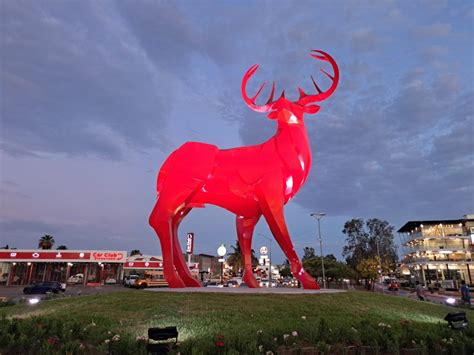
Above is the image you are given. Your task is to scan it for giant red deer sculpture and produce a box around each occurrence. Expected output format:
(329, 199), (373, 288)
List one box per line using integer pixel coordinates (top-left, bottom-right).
(149, 50), (339, 289)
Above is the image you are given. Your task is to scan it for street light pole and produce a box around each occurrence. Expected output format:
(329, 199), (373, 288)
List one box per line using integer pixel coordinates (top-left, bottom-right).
(310, 213), (326, 289)
(257, 233), (272, 287)
(376, 238), (382, 283)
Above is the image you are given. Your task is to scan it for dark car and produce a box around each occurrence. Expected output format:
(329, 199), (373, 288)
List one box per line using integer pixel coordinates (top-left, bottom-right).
(23, 281), (64, 294)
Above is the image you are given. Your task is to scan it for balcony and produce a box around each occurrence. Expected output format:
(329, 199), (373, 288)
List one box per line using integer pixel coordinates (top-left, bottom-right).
(401, 224), (466, 244)
(402, 255), (472, 265)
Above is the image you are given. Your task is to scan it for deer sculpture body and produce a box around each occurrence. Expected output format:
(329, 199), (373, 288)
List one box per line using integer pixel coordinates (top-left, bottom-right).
(149, 50), (339, 289)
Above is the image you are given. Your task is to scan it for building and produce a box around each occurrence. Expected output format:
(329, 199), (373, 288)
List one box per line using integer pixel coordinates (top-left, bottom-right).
(0, 249), (218, 286)
(398, 214), (474, 288)
(0, 249), (126, 286)
(124, 254), (199, 278)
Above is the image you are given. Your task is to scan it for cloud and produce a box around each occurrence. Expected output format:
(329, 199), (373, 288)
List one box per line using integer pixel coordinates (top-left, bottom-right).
(414, 23), (452, 37)
(350, 29), (381, 53)
(1, 2), (172, 159)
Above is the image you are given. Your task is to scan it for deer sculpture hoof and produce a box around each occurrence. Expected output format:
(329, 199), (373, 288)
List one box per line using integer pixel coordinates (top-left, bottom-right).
(294, 269), (320, 290)
(243, 272), (261, 288)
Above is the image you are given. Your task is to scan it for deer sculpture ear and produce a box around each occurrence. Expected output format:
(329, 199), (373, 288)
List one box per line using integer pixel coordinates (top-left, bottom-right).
(267, 111), (279, 120)
(304, 105), (320, 114)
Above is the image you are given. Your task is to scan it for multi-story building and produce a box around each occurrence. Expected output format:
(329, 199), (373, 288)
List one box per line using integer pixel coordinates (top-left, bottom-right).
(398, 214), (474, 288)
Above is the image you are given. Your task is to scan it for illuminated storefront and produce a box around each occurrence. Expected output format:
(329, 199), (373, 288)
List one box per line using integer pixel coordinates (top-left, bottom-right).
(399, 214), (474, 287)
(0, 250), (126, 286)
(124, 254), (199, 278)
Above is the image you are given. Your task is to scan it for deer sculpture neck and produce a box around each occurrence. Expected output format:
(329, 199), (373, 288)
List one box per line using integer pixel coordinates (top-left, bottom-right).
(149, 50), (339, 290)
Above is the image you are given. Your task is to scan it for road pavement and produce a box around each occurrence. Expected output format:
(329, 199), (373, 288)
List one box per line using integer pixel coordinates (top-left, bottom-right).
(373, 283), (472, 308)
(0, 284), (132, 301)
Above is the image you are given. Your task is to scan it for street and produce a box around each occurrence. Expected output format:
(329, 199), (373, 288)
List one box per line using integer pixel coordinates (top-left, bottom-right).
(0, 284), (133, 301)
(373, 282), (472, 308)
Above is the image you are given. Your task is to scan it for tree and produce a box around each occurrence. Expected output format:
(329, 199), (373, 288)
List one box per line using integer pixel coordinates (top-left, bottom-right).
(279, 259), (292, 278)
(342, 218), (398, 271)
(130, 249), (141, 256)
(302, 247), (316, 261)
(226, 240), (258, 276)
(56, 245), (68, 250)
(302, 254), (355, 284)
(38, 235), (55, 249)
(356, 258), (380, 289)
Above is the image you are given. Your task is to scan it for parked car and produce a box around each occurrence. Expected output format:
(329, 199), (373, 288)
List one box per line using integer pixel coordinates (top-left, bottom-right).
(226, 280), (239, 288)
(104, 278), (117, 285)
(23, 281), (64, 294)
(259, 279), (278, 287)
(124, 275), (140, 287)
(67, 273), (84, 284)
(204, 281), (224, 288)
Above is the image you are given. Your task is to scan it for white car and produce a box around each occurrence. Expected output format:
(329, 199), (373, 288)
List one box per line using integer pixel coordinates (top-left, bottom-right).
(259, 279), (277, 287)
(67, 273), (84, 284)
(124, 275), (140, 287)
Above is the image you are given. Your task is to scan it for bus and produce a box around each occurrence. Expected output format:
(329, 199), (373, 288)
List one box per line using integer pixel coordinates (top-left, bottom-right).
(133, 270), (168, 288)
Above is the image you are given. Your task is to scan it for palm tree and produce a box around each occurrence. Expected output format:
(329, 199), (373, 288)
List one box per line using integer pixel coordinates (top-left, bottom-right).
(56, 245), (68, 250)
(38, 235), (55, 249)
(227, 241), (258, 276)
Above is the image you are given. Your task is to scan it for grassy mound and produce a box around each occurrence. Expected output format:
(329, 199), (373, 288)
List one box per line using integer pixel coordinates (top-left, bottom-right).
(1, 290), (473, 354)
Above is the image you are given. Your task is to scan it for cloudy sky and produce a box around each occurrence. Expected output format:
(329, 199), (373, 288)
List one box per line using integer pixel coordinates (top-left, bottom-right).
(1, 0), (473, 263)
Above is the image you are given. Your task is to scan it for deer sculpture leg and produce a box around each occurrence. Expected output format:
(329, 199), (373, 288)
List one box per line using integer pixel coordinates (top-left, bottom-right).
(236, 215), (261, 288)
(171, 207), (201, 287)
(257, 182), (320, 290)
(149, 201), (186, 288)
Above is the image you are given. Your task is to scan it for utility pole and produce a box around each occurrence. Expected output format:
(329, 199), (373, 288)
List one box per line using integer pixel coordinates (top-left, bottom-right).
(310, 213), (326, 289)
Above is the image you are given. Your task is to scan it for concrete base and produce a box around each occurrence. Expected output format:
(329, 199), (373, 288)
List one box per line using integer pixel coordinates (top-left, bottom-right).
(145, 287), (347, 294)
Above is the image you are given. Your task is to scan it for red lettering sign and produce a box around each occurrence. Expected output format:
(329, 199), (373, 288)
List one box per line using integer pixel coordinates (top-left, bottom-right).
(186, 233), (194, 254)
(92, 252), (124, 261)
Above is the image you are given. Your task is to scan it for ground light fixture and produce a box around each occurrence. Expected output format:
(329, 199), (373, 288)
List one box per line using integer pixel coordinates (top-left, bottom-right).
(444, 312), (468, 330)
(445, 297), (456, 305)
(28, 297), (40, 305)
(147, 326), (178, 354)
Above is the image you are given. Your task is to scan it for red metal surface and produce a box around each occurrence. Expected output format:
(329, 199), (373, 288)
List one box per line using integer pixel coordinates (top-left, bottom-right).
(149, 50), (339, 289)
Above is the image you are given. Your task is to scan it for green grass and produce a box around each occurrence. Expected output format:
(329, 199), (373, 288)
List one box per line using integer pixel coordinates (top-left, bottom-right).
(1, 290), (473, 354)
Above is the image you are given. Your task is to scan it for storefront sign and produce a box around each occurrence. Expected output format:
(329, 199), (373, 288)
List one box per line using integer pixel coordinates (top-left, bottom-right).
(186, 233), (194, 254)
(91, 252), (125, 262)
(0, 251), (92, 261)
(124, 261), (163, 269)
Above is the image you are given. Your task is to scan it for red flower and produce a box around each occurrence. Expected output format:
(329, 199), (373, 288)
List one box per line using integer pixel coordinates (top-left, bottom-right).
(215, 334), (225, 347)
(47, 337), (57, 345)
(215, 340), (225, 348)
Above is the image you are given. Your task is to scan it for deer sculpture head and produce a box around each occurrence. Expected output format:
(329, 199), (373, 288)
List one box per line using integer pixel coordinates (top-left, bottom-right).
(242, 50), (339, 123)
(149, 50), (339, 289)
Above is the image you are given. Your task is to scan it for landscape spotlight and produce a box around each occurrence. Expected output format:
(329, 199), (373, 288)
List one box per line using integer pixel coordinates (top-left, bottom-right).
(445, 297), (456, 305)
(444, 312), (468, 330)
(147, 326), (178, 353)
(28, 297), (40, 305)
